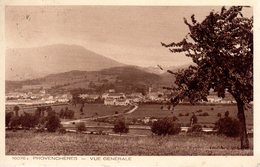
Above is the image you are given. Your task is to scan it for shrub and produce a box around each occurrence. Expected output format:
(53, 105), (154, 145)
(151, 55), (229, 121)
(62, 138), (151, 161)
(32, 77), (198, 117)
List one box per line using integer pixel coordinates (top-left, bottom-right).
(20, 113), (38, 129)
(113, 119), (129, 134)
(214, 117), (240, 137)
(196, 109), (203, 113)
(178, 113), (184, 117)
(5, 112), (14, 127)
(172, 116), (179, 122)
(217, 113), (222, 117)
(188, 124), (203, 133)
(211, 107), (214, 110)
(58, 127), (67, 134)
(225, 111), (230, 117)
(10, 116), (21, 130)
(190, 113), (198, 125)
(201, 112), (209, 116)
(77, 122), (87, 132)
(151, 118), (181, 136)
(185, 113), (189, 116)
(46, 114), (61, 132)
(34, 127), (45, 133)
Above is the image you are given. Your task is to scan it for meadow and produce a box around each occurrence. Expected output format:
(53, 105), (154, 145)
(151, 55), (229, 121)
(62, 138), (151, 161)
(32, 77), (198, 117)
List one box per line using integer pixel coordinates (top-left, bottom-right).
(17, 103), (129, 119)
(15, 103), (253, 129)
(5, 131), (253, 155)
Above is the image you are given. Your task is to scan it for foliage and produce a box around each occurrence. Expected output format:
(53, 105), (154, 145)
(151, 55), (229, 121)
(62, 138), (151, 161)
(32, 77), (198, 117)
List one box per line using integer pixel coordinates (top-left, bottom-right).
(214, 116), (240, 137)
(188, 124), (203, 133)
(196, 109), (203, 113)
(76, 122), (87, 132)
(178, 113), (183, 117)
(161, 6), (253, 149)
(190, 113), (198, 125)
(217, 113), (222, 117)
(45, 114), (61, 132)
(225, 110), (230, 117)
(113, 119), (129, 134)
(151, 117), (181, 136)
(59, 108), (75, 119)
(20, 113), (38, 129)
(10, 116), (21, 129)
(13, 105), (20, 116)
(5, 112), (14, 127)
(198, 112), (209, 116)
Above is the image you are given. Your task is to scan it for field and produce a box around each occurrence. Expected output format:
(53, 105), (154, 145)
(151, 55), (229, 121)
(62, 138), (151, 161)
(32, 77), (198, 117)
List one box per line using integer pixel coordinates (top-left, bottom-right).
(14, 103), (253, 129)
(129, 104), (253, 127)
(6, 131), (253, 155)
(17, 103), (129, 119)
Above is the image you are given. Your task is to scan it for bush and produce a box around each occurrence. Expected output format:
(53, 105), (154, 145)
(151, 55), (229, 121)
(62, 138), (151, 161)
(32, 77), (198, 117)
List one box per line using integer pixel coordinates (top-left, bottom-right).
(217, 113), (222, 117)
(225, 111), (230, 117)
(34, 127), (45, 133)
(58, 126), (67, 134)
(5, 112), (14, 127)
(113, 119), (129, 134)
(196, 109), (203, 113)
(178, 113), (184, 117)
(190, 113), (198, 125)
(214, 117), (240, 137)
(201, 112), (209, 116)
(20, 113), (38, 129)
(46, 114), (61, 132)
(10, 116), (21, 130)
(172, 116), (179, 122)
(185, 113), (189, 116)
(77, 122), (87, 132)
(188, 124), (203, 133)
(151, 118), (181, 136)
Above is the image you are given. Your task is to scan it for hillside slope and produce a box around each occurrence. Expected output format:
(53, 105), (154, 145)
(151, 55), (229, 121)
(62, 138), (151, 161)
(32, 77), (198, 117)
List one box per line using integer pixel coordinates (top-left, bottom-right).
(6, 66), (161, 93)
(6, 44), (124, 81)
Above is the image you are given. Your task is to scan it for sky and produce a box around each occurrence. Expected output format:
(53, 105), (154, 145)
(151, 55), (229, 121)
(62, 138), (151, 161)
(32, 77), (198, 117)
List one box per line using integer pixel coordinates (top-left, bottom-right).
(5, 6), (253, 67)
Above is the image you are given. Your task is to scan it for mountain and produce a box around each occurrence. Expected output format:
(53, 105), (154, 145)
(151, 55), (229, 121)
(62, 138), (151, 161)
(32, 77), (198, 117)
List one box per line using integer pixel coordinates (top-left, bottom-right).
(6, 44), (124, 81)
(6, 66), (161, 93)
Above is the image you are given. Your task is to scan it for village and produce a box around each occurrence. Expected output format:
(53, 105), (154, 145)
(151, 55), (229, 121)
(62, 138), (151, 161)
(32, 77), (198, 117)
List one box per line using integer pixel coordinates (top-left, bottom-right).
(5, 87), (237, 108)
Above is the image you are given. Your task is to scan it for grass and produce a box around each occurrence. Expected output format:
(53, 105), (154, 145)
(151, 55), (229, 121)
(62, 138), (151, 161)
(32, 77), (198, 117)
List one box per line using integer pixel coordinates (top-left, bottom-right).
(13, 103), (253, 128)
(6, 131), (253, 156)
(16, 104), (129, 119)
(126, 104), (253, 127)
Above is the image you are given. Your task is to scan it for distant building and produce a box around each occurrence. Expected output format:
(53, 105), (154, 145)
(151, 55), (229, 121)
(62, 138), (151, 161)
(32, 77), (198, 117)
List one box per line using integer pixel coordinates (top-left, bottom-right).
(108, 89), (115, 93)
(107, 93), (125, 99)
(79, 94), (89, 99)
(127, 93), (144, 103)
(104, 93), (129, 106)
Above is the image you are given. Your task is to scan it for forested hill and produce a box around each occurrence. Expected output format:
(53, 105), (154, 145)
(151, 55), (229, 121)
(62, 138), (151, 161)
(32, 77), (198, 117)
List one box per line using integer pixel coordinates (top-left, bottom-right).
(6, 66), (166, 94)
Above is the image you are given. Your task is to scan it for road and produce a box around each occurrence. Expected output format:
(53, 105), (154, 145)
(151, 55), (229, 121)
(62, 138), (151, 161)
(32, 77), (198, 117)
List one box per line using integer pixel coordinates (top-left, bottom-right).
(61, 105), (138, 125)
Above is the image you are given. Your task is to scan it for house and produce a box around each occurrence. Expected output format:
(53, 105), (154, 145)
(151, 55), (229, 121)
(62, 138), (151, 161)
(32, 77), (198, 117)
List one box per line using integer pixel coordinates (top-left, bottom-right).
(79, 94), (89, 99)
(104, 93), (129, 106)
(127, 93), (144, 103)
(115, 99), (130, 106)
(207, 95), (222, 103)
(147, 91), (164, 102)
(104, 97), (116, 105)
(107, 93), (125, 99)
(101, 93), (109, 99)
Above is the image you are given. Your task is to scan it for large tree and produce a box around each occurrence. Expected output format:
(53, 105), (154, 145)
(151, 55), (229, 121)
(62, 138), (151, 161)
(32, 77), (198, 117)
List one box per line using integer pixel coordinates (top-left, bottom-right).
(161, 6), (253, 149)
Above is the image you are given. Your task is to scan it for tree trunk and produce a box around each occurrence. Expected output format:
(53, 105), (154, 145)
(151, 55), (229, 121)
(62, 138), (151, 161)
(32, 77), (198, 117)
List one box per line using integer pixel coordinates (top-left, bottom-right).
(237, 101), (249, 149)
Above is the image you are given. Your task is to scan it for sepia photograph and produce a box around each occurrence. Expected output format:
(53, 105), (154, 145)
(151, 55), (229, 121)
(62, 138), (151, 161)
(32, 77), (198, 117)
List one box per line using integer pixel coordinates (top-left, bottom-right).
(2, 1), (257, 164)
